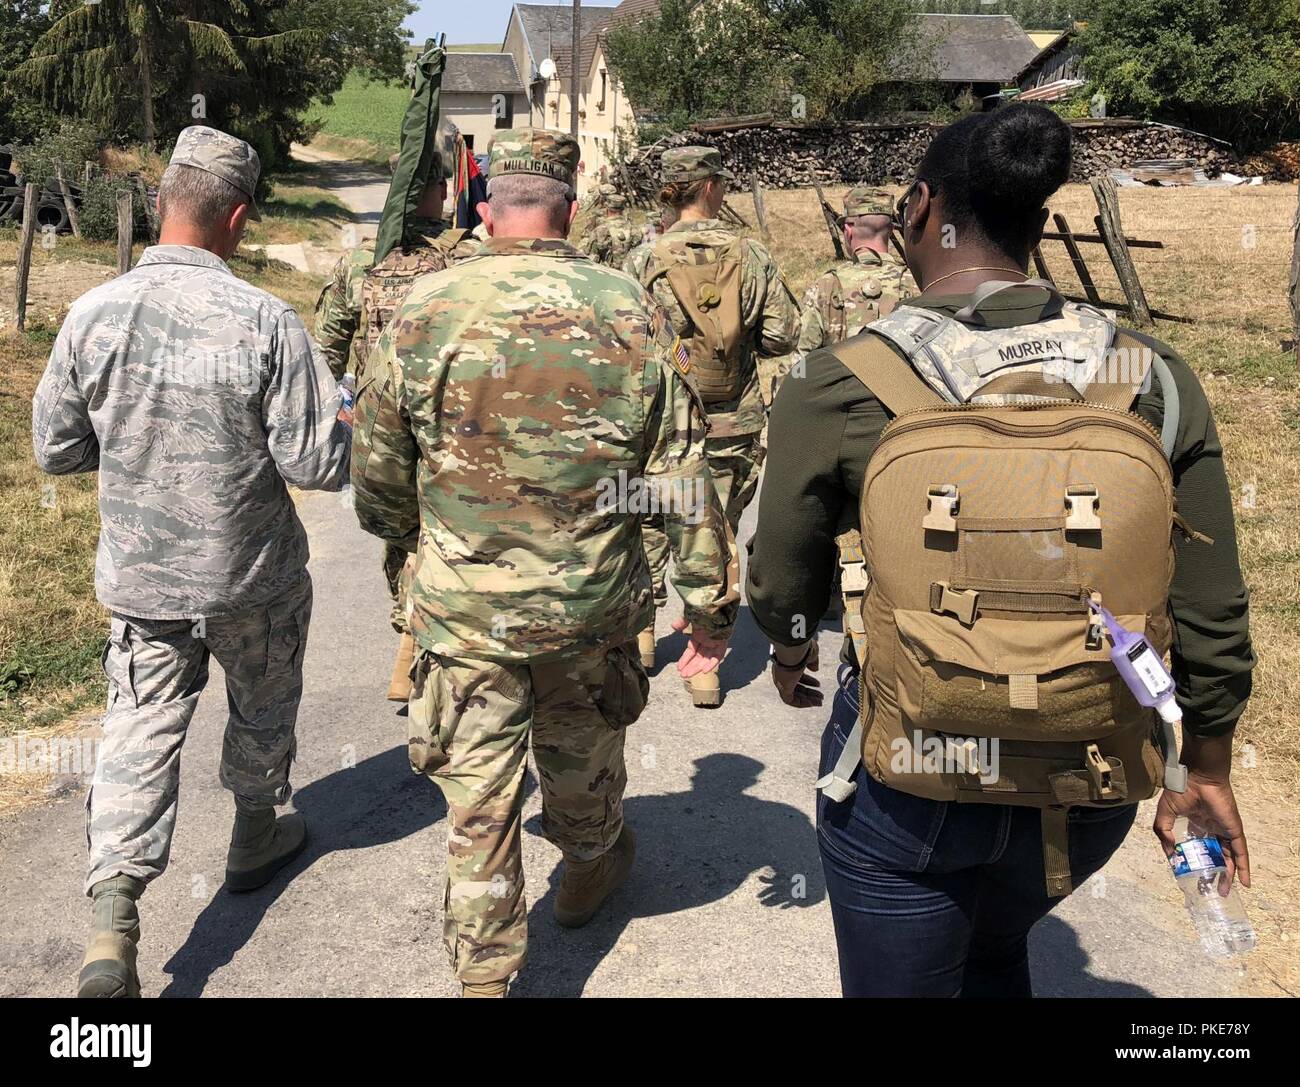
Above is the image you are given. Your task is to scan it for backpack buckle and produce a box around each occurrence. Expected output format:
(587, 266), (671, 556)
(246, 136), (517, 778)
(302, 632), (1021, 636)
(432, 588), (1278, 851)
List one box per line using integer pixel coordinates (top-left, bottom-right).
(1065, 486), (1101, 531)
(931, 582), (979, 626)
(923, 484), (959, 532)
(1084, 743), (1120, 800)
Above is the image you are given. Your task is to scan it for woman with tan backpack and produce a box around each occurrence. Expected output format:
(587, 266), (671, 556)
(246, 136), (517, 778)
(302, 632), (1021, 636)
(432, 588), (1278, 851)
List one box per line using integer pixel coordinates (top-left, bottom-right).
(746, 104), (1254, 996)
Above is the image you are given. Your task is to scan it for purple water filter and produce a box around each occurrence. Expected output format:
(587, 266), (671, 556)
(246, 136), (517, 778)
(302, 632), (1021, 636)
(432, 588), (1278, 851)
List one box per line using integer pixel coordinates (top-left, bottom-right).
(1089, 601), (1188, 792)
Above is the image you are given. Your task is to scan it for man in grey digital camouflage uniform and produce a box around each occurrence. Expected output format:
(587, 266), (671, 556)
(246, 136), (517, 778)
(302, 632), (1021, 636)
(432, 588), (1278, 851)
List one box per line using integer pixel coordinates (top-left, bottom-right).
(32, 126), (351, 999)
(351, 129), (738, 996)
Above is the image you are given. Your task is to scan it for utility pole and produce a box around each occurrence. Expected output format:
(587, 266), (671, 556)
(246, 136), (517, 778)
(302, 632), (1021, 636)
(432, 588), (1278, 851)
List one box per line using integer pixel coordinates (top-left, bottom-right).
(570, 0), (581, 137)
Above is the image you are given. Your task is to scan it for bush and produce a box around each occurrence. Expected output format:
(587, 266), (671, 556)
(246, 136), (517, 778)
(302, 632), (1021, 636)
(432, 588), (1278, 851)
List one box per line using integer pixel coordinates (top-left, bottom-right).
(12, 119), (102, 188)
(77, 176), (146, 243)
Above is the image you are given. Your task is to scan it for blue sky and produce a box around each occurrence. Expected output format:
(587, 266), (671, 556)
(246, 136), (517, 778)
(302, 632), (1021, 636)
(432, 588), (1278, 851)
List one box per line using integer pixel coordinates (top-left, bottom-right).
(404, 1), (619, 48)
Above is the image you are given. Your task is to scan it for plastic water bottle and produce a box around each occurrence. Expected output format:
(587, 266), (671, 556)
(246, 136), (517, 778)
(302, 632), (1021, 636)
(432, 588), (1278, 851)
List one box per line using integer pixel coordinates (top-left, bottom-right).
(338, 372), (356, 429)
(1170, 822), (1256, 958)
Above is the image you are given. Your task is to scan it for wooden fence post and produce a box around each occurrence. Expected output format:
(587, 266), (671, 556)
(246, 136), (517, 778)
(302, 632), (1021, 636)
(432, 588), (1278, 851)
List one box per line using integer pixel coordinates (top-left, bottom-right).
(1053, 212), (1104, 307)
(56, 166), (81, 238)
(14, 183), (38, 332)
(1289, 185), (1299, 363)
(1090, 176), (1152, 327)
(750, 171), (769, 239)
(116, 189), (134, 275)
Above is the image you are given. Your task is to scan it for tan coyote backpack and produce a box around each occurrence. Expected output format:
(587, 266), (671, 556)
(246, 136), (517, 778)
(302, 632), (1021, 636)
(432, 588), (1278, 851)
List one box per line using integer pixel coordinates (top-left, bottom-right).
(359, 228), (469, 368)
(644, 235), (748, 404)
(816, 282), (1194, 896)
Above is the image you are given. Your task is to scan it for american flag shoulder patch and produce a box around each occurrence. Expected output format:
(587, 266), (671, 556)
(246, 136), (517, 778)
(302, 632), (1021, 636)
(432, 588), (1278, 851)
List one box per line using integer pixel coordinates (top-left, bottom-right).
(671, 336), (691, 374)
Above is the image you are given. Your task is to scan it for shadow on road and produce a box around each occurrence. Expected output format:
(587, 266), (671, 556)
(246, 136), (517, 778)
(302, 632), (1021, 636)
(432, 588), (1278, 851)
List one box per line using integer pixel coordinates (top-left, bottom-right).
(512, 752), (824, 997)
(160, 745), (443, 997)
(1030, 914), (1155, 997)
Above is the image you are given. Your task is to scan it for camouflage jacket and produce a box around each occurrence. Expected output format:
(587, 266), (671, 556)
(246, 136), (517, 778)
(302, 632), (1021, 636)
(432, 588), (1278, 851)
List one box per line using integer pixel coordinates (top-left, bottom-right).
(798, 248), (917, 353)
(32, 244), (350, 619)
(351, 237), (740, 662)
(313, 218), (477, 380)
(625, 218), (800, 436)
(580, 216), (636, 268)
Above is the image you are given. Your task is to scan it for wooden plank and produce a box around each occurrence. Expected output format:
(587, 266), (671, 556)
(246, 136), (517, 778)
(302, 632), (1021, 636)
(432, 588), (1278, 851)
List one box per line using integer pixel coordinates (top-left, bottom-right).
(1052, 212), (1103, 307)
(810, 175), (845, 260)
(134, 176), (159, 244)
(1090, 175), (1153, 327)
(116, 189), (134, 275)
(1031, 244), (1055, 285)
(14, 182), (38, 332)
(1291, 185), (1299, 361)
(720, 199), (750, 229)
(750, 170), (769, 239)
(1040, 230), (1162, 249)
(56, 166), (81, 238)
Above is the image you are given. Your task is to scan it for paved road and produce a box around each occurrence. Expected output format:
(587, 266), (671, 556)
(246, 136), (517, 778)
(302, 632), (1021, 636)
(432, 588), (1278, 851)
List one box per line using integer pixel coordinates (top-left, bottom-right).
(0, 148), (1246, 999)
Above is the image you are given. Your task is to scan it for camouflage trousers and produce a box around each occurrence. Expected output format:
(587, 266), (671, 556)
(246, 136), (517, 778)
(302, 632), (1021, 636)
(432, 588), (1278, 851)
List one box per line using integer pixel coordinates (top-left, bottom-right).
(84, 577), (312, 894)
(408, 641), (648, 984)
(642, 431), (763, 605)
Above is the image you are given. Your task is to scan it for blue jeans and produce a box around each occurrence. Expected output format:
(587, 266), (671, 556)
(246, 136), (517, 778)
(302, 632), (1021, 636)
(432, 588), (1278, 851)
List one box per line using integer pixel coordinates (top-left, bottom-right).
(817, 668), (1137, 998)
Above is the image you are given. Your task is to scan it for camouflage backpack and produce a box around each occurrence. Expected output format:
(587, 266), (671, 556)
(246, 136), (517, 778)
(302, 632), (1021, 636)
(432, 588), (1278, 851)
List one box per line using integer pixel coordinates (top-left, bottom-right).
(358, 228), (469, 369)
(643, 234), (747, 404)
(817, 281), (1192, 896)
(815, 263), (901, 345)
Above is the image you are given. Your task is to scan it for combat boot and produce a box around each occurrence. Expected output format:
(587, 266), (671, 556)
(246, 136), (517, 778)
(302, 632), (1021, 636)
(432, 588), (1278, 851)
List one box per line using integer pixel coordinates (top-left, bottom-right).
(78, 874), (145, 998)
(225, 801), (308, 893)
(461, 980), (509, 998)
(684, 669), (721, 708)
(554, 826), (636, 928)
(637, 622), (656, 670)
(387, 632), (415, 702)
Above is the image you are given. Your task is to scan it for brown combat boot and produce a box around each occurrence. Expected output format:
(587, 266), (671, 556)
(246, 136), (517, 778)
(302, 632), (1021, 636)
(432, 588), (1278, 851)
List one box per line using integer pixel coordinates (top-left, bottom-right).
(225, 803), (308, 893)
(461, 980), (509, 998)
(684, 668), (721, 708)
(78, 874), (145, 998)
(554, 826), (636, 928)
(387, 632), (415, 702)
(637, 623), (656, 670)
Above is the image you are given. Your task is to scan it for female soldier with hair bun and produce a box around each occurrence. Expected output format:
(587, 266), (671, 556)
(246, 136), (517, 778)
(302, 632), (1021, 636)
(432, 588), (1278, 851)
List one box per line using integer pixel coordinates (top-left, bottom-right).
(626, 145), (801, 706)
(747, 104), (1254, 997)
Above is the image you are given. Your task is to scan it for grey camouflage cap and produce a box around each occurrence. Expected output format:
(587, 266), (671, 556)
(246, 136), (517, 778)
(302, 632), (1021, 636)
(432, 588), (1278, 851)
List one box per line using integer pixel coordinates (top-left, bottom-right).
(169, 125), (261, 221)
(605, 193), (627, 210)
(660, 146), (735, 184)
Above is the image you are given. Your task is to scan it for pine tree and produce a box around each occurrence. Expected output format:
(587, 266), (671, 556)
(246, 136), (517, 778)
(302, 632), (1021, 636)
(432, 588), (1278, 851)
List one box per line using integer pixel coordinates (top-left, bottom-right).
(14, 1), (313, 147)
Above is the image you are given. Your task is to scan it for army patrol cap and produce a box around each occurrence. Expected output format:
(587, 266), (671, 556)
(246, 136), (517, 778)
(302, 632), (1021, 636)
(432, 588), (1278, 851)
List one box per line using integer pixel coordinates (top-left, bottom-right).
(487, 128), (580, 193)
(606, 194), (627, 210)
(661, 146), (735, 184)
(169, 125), (261, 221)
(843, 186), (893, 219)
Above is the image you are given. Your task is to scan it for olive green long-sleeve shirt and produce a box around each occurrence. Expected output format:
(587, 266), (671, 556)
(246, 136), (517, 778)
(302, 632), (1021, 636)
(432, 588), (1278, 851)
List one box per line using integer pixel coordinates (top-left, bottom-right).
(745, 295), (1254, 738)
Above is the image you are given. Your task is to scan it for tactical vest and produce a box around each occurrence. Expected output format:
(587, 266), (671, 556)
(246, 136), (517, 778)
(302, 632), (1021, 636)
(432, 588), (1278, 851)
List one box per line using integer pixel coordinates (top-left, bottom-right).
(820, 263), (900, 345)
(817, 282), (1191, 897)
(358, 228), (468, 368)
(644, 235), (747, 404)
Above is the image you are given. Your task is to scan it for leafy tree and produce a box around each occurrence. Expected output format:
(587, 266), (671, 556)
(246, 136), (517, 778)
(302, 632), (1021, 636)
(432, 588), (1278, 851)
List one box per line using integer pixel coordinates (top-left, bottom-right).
(1078, 0), (1300, 147)
(0, 0), (55, 142)
(605, 0), (924, 124)
(913, 0), (1090, 30)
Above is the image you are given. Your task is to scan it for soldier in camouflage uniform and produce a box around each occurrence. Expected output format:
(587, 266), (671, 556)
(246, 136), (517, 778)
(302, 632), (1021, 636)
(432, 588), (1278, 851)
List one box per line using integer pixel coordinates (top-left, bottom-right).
(797, 185), (917, 354)
(315, 157), (478, 700)
(351, 129), (738, 996)
(625, 145), (800, 702)
(793, 187), (917, 643)
(579, 193), (636, 268)
(32, 127), (351, 999)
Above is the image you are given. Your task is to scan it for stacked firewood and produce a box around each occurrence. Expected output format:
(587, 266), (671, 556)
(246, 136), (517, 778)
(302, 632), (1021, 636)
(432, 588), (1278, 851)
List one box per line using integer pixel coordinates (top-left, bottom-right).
(621, 119), (1241, 194)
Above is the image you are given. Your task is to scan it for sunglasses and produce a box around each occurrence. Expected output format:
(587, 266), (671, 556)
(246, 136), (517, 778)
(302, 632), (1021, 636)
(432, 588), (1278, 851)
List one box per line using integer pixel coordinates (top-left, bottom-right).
(893, 178), (933, 230)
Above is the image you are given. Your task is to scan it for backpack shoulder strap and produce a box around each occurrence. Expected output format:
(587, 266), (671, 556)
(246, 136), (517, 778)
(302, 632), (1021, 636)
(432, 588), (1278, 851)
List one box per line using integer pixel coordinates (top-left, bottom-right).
(1083, 327), (1151, 411)
(831, 332), (946, 417)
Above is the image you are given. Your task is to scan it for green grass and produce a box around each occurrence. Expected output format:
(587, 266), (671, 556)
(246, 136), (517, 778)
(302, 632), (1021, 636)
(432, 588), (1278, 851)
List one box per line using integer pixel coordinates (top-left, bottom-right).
(306, 71), (409, 161)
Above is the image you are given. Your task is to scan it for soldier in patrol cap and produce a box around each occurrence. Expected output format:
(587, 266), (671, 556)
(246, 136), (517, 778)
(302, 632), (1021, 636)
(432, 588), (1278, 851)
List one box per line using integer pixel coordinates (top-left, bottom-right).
(34, 124), (350, 998)
(315, 101), (479, 703)
(625, 144), (800, 705)
(798, 185), (917, 355)
(580, 191), (636, 268)
(351, 127), (737, 996)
